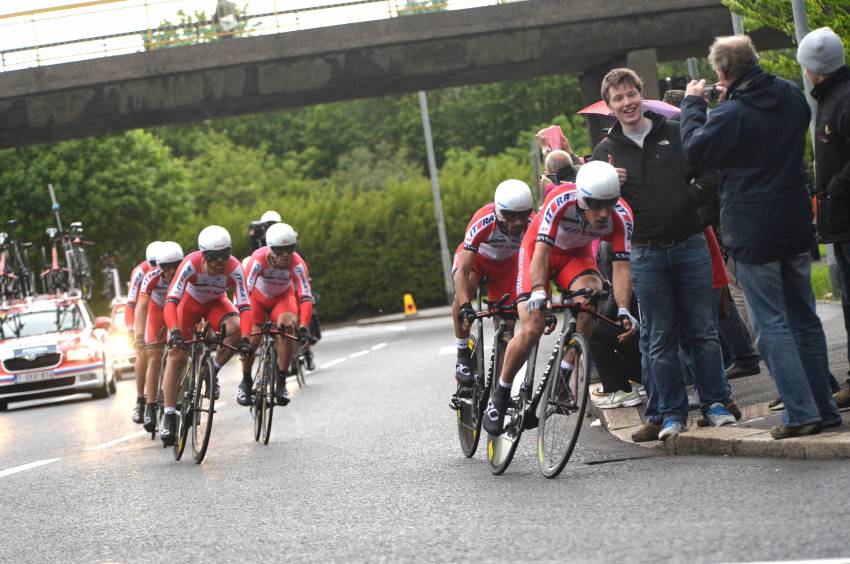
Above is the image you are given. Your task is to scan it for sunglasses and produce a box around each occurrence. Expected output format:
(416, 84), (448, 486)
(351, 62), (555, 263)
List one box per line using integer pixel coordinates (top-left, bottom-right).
(500, 209), (532, 222)
(159, 261), (181, 271)
(203, 248), (231, 262)
(583, 197), (619, 211)
(270, 244), (296, 256)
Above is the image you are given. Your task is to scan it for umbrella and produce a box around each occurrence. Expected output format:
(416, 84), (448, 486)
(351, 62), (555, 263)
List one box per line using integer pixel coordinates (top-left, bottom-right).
(577, 99), (681, 118)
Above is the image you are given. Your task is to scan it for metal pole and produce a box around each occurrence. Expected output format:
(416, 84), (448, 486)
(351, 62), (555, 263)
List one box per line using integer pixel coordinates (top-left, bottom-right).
(418, 90), (454, 305)
(529, 137), (542, 206)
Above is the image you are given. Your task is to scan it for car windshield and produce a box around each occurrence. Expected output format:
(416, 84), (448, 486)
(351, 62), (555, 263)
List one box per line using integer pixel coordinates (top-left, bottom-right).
(0, 305), (85, 340)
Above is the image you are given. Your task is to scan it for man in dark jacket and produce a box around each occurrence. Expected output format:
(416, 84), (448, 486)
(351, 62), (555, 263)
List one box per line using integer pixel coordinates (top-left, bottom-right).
(797, 27), (850, 407)
(681, 35), (841, 439)
(592, 68), (735, 441)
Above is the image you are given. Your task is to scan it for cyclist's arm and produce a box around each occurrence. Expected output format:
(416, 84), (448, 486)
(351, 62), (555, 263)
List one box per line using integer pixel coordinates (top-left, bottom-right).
(124, 266), (143, 328)
(610, 260), (633, 311)
(229, 262), (254, 337)
(164, 257), (194, 331)
(292, 255), (313, 328)
(529, 241), (552, 293)
(133, 293), (149, 338)
(452, 249), (476, 305)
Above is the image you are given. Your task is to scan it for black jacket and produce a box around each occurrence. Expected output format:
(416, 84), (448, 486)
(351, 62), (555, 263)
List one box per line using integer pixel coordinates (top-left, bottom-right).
(680, 65), (815, 264)
(592, 112), (709, 241)
(811, 65), (850, 243)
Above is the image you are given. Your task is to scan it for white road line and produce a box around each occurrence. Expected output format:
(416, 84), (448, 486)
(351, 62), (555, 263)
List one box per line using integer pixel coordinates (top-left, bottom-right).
(217, 401), (227, 409)
(320, 357), (348, 369)
(85, 431), (147, 451)
(348, 350), (370, 359)
(371, 342), (387, 351)
(438, 346), (455, 356)
(0, 458), (61, 478)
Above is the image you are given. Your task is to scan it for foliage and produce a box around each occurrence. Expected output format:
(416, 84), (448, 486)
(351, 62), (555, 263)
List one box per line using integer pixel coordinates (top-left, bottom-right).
(143, 4), (256, 50)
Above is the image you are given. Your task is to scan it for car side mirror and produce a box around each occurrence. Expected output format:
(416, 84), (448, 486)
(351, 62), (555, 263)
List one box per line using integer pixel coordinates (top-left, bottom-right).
(94, 316), (112, 331)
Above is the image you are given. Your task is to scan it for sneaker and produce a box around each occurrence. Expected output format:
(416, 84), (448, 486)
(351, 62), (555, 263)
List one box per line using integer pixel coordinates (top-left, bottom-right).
(768, 397), (785, 411)
(482, 386), (510, 436)
(833, 381), (850, 409)
(274, 374), (290, 406)
(455, 354), (474, 387)
(132, 397), (145, 424)
(697, 401), (742, 427)
(725, 363), (760, 379)
(706, 402), (736, 427)
(687, 387), (700, 410)
(160, 412), (177, 446)
(305, 349), (316, 372)
(631, 421), (661, 442)
(630, 382), (646, 397)
(769, 422), (821, 440)
(143, 403), (157, 433)
(596, 389), (644, 410)
(658, 420), (687, 440)
(236, 375), (253, 406)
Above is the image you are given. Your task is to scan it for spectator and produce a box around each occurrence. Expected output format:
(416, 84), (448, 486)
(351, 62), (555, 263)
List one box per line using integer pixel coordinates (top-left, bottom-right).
(681, 35), (842, 439)
(592, 68), (735, 442)
(213, 0), (238, 37)
(540, 149), (577, 197)
(797, 27), (850, 408)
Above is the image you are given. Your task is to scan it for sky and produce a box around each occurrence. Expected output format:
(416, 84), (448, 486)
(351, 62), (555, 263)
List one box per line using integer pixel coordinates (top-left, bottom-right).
(0, 0), (501, 71)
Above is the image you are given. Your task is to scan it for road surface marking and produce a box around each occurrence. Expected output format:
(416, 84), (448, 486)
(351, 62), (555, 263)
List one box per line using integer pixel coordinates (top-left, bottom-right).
(85, 431), (147, 451)
(320, 357), (348, 369)
(371, 343), (387, 351)
(438, 346), (455, 356)
(348, 350), (370, 359)
(0, 458), (61, 478)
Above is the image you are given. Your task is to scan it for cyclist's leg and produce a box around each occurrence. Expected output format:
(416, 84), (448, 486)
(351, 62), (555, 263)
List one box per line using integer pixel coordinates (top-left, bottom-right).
(555, 250), (604, 340)
(485, 255), (520, 335)
(208, 297), (240, 367)
(241, 292), (270, 376)
(451, 249), (482, 343)
(144, 304), (166, 403)
(272, 292), (299, 371)
(133, 333), (149, 399)
(163, 298), (198, 409)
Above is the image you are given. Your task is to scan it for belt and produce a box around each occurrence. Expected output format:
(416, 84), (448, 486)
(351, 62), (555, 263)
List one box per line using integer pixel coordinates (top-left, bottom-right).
(632, 236), (688, 248)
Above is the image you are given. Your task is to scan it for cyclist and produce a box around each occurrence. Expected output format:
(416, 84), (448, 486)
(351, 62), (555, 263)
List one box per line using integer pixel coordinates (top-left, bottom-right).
(127, 241), (160, 425)
(238, 223), (313, 407)
(132, 241), (184, 433)
(483, 161), (637, 436)
(452, 179), (533, 386)
(248, 210), (282, 251)
(159, 226), (253, 446)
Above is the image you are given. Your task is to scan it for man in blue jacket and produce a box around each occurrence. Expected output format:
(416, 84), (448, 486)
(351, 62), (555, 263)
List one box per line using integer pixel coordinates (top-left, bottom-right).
(680, 35), (841, 439)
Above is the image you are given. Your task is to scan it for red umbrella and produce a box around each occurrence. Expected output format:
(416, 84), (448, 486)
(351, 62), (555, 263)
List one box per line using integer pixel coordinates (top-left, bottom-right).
(577, 99), (681, 118)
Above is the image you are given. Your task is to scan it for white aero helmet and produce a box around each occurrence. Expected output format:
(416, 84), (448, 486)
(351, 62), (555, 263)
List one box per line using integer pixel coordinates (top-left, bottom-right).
(494, 179), (533, 221)
(265, 222), (298, 248)
(155, 241), (184, 266)
(575, 160), (620, 210)
(145, 241), (163, 264)
(197, 225), (232, 252)
(260, 210), (282, 224)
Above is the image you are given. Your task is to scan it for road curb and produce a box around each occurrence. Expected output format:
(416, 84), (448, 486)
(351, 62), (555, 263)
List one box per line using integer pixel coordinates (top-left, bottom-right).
(355, 306), (452, 326)
(588, 386), (850, 460)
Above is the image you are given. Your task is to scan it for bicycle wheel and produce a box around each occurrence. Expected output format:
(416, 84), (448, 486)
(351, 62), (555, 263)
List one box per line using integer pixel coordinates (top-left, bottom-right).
(173, 364), (192, 461)
(153, 355), (167, 441)
(251, 348), (265, 443)
(261, 345), (276, 445)
(455, 332), (484, 457)
(486, 340), (531, 476)
(191, 354), (216, 463)
(537, 332), (590, 479)
(291, 342), (305, 388)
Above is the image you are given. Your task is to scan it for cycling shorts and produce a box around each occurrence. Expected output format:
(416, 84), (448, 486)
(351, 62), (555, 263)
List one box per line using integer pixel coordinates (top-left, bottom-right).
(176, 294), (238, 338)
(249, 289), (299, 325)
(516, 240), (600, 297)
(452, 245), (519, 303)
(144, 303), (166, 346)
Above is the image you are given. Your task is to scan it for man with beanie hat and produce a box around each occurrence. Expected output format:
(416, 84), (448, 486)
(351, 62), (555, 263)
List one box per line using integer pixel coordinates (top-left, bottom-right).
(798, 27), (850, 407)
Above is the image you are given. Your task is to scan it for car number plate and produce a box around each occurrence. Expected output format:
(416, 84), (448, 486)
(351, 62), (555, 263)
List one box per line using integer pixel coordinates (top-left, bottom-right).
(17, 370), (55, 383)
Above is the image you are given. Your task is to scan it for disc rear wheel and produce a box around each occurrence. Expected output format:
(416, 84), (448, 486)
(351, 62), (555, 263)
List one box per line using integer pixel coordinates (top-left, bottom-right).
(456, 333), (484, 458)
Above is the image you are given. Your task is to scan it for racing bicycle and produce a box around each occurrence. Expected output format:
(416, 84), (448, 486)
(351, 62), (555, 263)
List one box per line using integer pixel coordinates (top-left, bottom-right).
(249, 322), (300, 444)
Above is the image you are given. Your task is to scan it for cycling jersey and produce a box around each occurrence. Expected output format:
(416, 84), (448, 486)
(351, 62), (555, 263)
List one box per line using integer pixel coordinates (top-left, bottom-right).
(125, 260), (152, 327)
(462, 203), (526, 262)
(164, 251), (252, 336)
(244, 248), (313, 327)
(140, 267), (168, 308)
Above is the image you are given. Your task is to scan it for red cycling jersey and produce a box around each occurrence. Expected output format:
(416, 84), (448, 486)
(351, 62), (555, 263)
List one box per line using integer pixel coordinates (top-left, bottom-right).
(140, 267), (168, 345)
(462, 202), (527, 261)
(164, 251), (252, 337)
(244, 248), (313, 327)
(125, 260), (152, 328)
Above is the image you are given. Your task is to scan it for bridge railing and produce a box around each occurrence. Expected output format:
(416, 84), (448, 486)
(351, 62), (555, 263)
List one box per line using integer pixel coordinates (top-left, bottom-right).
(0, 0), (521, 72)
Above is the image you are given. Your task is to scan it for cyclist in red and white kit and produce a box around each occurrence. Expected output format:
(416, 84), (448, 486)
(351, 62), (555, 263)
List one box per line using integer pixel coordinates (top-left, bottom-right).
(127, 241), (160, 425)
(238, 223), (313, 407)
(483, 161), (638, 436)
(159, 226), (253, 446)
(452, 180), (533, 386)
(131, 241), (184, 433)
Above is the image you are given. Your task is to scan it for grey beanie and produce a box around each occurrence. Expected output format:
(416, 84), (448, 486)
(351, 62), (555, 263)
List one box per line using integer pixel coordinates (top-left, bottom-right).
(797, 27), (845, 75)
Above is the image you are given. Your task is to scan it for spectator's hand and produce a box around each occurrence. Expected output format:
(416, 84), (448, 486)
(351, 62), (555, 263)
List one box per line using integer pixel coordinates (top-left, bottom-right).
(525, 290), (550, 321)
(296, 326), (311, 345)
(238, 337), (253, 357)
(608, 155), (627, 186)
(457, 301), (477, 331)
(616, 308), (638, 343)
(167, 329), (183, 348)
(686, 79), (706, 99)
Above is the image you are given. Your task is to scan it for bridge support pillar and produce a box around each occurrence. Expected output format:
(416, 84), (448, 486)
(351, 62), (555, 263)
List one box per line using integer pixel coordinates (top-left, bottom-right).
(626, 48), (660, 100)
(580, 65), (614, 149)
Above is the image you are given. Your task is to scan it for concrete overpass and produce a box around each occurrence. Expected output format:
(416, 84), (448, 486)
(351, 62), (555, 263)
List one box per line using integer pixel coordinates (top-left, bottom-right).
(0, 0), (788, 148)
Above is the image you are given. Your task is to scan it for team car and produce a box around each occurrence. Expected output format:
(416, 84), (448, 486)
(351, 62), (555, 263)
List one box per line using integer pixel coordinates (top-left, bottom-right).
(0, 294), (116, 410)
(105, 297), (137, 380)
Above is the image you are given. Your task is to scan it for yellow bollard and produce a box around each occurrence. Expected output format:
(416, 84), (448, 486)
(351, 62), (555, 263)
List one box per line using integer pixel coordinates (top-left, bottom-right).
(403, 293), (418, 316)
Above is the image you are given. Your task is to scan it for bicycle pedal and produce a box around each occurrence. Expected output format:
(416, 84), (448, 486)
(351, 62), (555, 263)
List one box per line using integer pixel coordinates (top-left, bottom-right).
(449, 394), (460, 411)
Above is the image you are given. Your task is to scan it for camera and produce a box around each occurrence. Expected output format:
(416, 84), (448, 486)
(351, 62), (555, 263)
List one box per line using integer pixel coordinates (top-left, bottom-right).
(705, 85), (722, 101)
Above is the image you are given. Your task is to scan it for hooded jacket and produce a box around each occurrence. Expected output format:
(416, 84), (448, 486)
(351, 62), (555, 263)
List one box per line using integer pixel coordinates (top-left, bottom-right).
(680, 65), (814, 264)
(811, 65), (850, 243)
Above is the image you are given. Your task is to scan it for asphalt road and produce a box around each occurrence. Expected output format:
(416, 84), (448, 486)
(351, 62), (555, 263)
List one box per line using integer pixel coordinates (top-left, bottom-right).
(0, 315), (848, 563)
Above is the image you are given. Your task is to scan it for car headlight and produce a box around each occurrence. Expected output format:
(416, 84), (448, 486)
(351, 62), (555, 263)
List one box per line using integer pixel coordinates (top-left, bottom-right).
(107, 334), (134, 357)
(66, 346), (99, 361)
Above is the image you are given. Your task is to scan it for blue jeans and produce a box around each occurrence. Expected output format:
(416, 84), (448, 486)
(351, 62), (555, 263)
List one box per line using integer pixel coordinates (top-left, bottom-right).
(631, 233), (730, 424)
(735, 252), (841, 427)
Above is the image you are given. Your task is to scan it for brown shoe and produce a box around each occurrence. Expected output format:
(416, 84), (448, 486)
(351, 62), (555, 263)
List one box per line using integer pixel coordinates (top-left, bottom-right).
(769, 422), (822, 440)
(631, 421), (661, 442)
(833, 382), (850, 409)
